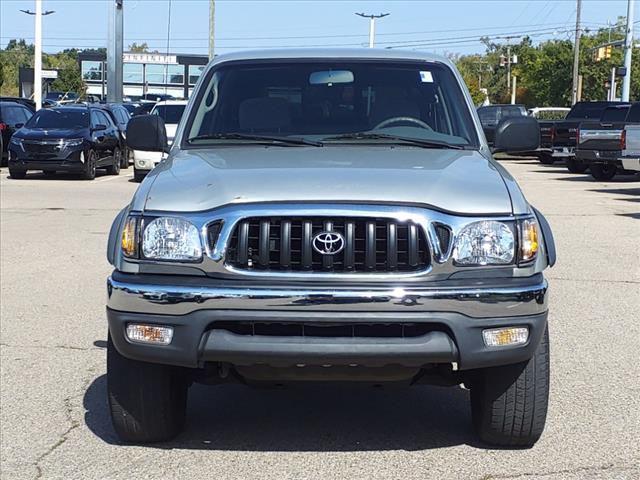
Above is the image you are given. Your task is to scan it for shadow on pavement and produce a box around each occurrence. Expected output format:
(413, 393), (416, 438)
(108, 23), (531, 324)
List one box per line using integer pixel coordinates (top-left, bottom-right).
(84, 374), (480, 451)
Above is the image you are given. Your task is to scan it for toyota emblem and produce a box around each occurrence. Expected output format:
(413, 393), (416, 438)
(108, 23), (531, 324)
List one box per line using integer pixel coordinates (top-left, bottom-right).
(312, 231), (345, 255)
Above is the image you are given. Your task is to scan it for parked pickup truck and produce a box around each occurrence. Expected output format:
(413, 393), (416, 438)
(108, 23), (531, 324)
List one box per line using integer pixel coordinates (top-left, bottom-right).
(107, 49), (555, 447)
(576, 102), (640, 180)
(541, 101), (627, 171)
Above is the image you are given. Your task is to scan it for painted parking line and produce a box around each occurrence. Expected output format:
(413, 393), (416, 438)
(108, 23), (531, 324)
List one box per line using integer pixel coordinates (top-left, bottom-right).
(95, 172), (134, 183)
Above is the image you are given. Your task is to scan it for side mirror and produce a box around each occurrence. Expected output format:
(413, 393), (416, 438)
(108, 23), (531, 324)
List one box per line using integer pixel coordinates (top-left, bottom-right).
(92, 124), (107, 132)
(493, 116), (540, 153)
(126, 114), (168, 153)
(15, 123), (24, 129)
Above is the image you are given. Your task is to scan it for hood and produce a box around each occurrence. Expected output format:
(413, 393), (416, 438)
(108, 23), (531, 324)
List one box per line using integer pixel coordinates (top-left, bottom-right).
(140, 146), (513, 215)
(15, 127), (88, 140)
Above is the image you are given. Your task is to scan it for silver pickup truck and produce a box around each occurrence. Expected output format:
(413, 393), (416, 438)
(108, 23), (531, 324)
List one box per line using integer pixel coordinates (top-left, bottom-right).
(106, 49), (555, 447)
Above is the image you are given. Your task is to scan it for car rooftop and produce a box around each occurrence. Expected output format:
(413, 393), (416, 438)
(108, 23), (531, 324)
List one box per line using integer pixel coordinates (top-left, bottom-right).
(210, 48), (452, 67)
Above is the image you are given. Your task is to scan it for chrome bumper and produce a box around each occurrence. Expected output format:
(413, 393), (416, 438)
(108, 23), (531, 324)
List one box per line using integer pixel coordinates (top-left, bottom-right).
(107, 273), (548, 318)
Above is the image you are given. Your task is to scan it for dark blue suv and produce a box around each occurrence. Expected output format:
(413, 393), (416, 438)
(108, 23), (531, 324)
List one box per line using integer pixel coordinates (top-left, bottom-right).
(8, 105), (123, 180)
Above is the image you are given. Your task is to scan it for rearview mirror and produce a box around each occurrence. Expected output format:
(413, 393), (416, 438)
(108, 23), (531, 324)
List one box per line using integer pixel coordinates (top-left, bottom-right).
(309, 70), (354, 85)
(126, 114), (168, 153)
(493, 116), (540, 153)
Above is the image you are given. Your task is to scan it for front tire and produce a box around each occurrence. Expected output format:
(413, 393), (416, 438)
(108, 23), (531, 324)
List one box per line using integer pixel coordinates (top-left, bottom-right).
(121, 147), (130, 169)
(81, 150), (97, 180)
(470, 326), (550, 447)
(133, 168), (147, 182)
(106, 148), (121, 175)
(9, 168), (27, 179)
(107, 335), (188, 443)
(590, 163), (617, 181)
(538, 153), (555, 165)
(566, 158), (588, 174)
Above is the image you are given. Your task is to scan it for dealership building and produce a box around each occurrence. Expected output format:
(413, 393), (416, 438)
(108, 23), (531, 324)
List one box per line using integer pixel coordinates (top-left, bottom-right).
(78, 51), (209, 100)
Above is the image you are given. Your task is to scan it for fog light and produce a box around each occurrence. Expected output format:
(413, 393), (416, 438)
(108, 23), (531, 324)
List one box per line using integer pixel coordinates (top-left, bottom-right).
(126, 324), (173, 345)
(482, 327), (529, 347)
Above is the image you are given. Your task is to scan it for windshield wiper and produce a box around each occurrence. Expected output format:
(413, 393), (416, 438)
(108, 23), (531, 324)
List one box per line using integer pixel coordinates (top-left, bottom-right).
(189, 132), (323, 147)
(323, 132), (463, 149)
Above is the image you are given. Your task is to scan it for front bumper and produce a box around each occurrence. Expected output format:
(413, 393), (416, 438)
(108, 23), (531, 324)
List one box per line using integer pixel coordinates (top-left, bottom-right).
(8, 149), (85, 172)
(107, 272), (549, 371)
(133, 150), (162, 171)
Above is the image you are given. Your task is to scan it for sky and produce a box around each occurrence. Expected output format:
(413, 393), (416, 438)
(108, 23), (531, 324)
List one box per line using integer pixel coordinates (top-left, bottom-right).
(0, 0), (624, 57)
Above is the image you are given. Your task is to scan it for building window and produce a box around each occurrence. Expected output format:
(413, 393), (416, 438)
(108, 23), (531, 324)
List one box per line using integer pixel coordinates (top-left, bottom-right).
(123, 63), (143, 83)
(167, 64), (184, 85)
(145, 64), (166, 84)
(189, 65), (204, 85)
(82, 61), (102, 81)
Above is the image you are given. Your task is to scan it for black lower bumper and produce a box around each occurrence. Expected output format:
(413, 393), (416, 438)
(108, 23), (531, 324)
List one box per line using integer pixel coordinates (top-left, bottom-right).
(9, 151), (84, 172)
(575, 149), (621, 164)
(107, 308), (548, 371)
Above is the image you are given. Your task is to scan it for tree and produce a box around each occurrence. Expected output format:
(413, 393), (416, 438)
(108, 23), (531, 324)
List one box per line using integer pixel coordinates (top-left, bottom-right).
(128, 42), (149, 53)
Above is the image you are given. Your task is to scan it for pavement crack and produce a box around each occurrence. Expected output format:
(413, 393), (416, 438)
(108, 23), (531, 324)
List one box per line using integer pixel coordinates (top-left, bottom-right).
(547, 277), (640, 285)
(32, 367), (97, 480)
(479, 462), (638, 479)
(0, 342), (101, 352)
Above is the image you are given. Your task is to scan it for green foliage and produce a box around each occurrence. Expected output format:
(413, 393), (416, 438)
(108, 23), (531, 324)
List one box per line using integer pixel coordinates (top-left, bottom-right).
(455, 23), (638, 107)
(128, 42), (149, 53)
(0, 38), (87, 97)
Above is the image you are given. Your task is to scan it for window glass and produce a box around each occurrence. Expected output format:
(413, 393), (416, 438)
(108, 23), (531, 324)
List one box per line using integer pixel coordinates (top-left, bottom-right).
(626, 104), (640, 122)
(27, 109), (90, 129)
(167, 65), (184, 85)
(601, 106), (629, 122)
(567, 103), (610, 120)
(116, 108), (129, 123)
(145, 64), (166, 84)
(97, 111), (112, 126)
(477, 107), (498, 123)
(152, 104), (186, 124)
(1, 106), (25, 125)
(124, 63), (143, 83)
(186, 61), (478, 147)
(189, 65), (205, 85)
(82, 61), (103, 81)
(90, 110), (101, 127)
(500, 106), (525, 118)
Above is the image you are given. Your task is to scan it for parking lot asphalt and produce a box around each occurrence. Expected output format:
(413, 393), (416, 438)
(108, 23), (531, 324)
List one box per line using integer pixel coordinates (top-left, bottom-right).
(1, 160), (639, 480)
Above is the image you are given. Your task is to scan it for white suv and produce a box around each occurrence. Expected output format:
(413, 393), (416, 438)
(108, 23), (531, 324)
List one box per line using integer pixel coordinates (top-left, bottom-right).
(132, 100), (187, 182)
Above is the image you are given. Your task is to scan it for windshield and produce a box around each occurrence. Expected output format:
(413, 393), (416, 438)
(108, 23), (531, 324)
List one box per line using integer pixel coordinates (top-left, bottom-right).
(25, 109), (89, 129)
(153, 104), (186, 124)
(186, 61), (478, 148)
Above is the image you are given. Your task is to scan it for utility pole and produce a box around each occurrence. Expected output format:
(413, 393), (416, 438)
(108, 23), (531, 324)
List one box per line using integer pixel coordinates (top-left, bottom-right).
(507, 45), (511, 91)
(209, 0), (215, 60)
(571, 0), (583, 105)
(622, 0), (635, 101)
(355, 12), (389, 48)
(19, 2), (54, 111)
(107, 0), (124, 103)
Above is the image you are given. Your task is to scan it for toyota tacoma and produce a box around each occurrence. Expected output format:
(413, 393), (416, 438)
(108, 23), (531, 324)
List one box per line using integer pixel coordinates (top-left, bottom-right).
(106, 49), (555, 447)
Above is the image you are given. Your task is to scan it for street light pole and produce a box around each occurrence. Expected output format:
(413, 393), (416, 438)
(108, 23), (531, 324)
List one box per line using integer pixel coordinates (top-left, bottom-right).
(209, 0), (215, 60)
(355, 12), (389, 48)
(20, 2), (54, 111)
(107, 0), (124, 103)
(571, 0), (583, 104)
(622, 0), (635, 101)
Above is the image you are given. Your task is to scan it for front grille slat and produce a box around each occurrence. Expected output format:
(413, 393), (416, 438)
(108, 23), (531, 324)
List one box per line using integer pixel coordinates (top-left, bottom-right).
(259, 220), (270, 267)
(226, 216), (430, 274)
(237, 221), (249, 266)
(302, 221), (313, 269)
(280, 220), (291, 268)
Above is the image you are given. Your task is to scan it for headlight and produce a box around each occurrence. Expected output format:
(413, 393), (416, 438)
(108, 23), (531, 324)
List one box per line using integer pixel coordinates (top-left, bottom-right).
(62, 138), (84, 148)
(141, 217), (202, 261)
(453, 220), (515, 265)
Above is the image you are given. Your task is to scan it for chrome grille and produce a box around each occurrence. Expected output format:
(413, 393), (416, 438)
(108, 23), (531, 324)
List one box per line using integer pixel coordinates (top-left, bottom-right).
(225, 217), (430, 273)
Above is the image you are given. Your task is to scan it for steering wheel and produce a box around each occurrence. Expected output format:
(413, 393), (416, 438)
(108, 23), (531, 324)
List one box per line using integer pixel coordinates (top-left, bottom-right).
(373, 116), (432, 130)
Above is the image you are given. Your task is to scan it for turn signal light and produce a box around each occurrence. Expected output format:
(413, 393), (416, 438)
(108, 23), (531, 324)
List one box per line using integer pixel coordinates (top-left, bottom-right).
(126, 324), (174, 345)
(121, 216), (138, 258)
(482, 327), (529, 347)
(519, 218), (539, 262)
